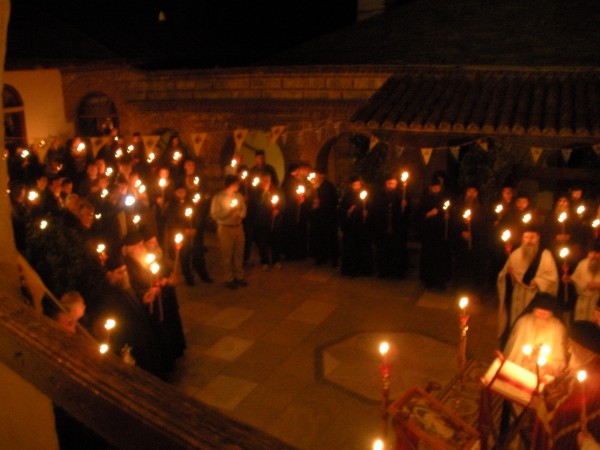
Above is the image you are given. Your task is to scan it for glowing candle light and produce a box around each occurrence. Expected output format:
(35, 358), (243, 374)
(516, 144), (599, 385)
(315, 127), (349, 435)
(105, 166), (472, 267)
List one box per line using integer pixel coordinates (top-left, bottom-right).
(173, 151), (182, 161)
(230, 198), (238, 208)
(95, 213), (102, 220)
(39, 220), (48, 230)
(174, 233), (183, 246)
(194, 176), (200, 186)
(21, 149), (30, 159)
(443, 200), (451, 210)
(127, 144), (134, 153)
(96, 243), (106, 254)
(463, 209), (472, 249)
(400, 171), (409, 183)
(145, 253), (156, 265)
(577, 205), (586, 216)
(158, 178), (167, 189)
(379, 341), (390, 377)
(99, 343), (109, 354)
(150, 262), (160, 275)
(502, 229), (512, 255)
(463, 209), (471, 220)
(560, 247), (569, 259)
(540, 344), (551, 356)
(252, 177), (260, 187)
(134, 179), (142, 188)
(373, 439), (384, 450)
(578, 370), (588, 430)
(593, 219), (600, 239)
(495, 204), (503, 214)
(101, 188), (109, 198)
(125, 195), (135, 207)
(230, 158), (238, 168)
(443, 200), (451, 239)
(147, 152), (155, 163)
(522, 344), (533, 356)
(77, 142), (86, 153)
(297, 185), (306, 196)
(104, 318), (116, 331)
(522, 212), (532, 224)
(558, 211), (567, 223)
(359, 190), (367, 201)
(192, 193), (201, 204)
(115, 148), (123, 159)
(105, 167), (114, 177)
(28, 190), (39, 202)
(113, 136), (119, 141)
(271, 194), (280, 206)
(138, 184), (146, 194)
(307, 172), (316, 182)
(185, 207), (193, 217)
(132, 214), (141, 225)
(241, 170), (248, 180)
(501, 229), (511, 242)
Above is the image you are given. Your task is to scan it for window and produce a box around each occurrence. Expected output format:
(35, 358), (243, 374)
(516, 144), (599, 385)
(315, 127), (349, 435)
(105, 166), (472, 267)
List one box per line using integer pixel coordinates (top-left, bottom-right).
(3, 84), (26, 149)
(76, 92), (119, 137)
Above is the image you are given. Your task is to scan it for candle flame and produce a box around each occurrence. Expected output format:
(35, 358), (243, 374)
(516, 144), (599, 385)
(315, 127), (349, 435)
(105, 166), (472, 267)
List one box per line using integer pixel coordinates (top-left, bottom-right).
(95, 213), (102, 220)
(194, 176), (200, 186)
(96, 243), (106, 254)
(40, 220), (48, 230)
(308, 172), (316, 181)
(577, 205), (586, 215)
(463, 209), (471, 220)
(173, 151), (182, 161)
(459, 297), (468, 309)
(174, 233), (183, 244)
(99, 343), (109, 354)
(105, 167), (113, 177)
(401, 171), (409, 183)
(230, 159), (238, 168)
(145, 253), (156, 264)
(134, 179), (142, 188)
(193, 193), (201, 203)
(443, 200), (450, 210)
(501, 229), (511, 242)
(230, 198), (238, 208)
(522, 344), (533, 356)
(159, 178), (167, 188)
(373, 439), (384, 450)
(593, 219), (600, 228)
(150, 262), (160, 275)
(537, 355), (548, 367)
(559, 247), (569, 259)
(241, 170), (248, 180)
(104, 319), (116, 330)
(133, 215), (141, 224)
(21, 149), (30, 159)
(127, 144), (134, 153)
(379, 341), (389, 356)
(115, 149), (123, 159)
(522, 213), (532, 223)
(147, 152), (155, 163)
(577, 370), (587, 383)
(558, 212), (567, 223)
(185, 207), (193, 218)
(138, 185), (146, 194)
(271, 194), (279, 205)
(28, 190), (39, 202)
(252, 177), (260, 187)
(540, 344), (551, 356)
(125, 195), (135, 207)
(297, 185), (306, 195)
(77, 142), (86, 152)
(101, 189), (109, 198)
(359, 190), (367, 200)
(495, 204), (503, 214)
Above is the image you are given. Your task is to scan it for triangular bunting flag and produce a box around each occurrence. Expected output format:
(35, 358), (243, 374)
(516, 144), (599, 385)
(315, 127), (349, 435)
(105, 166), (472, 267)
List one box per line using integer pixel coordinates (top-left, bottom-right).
(593, 143), (600, 156)
(270, 125), (285, 143)
(190, 132), (207, 157)
(234, 129), (248, 151)
(421, 147), (433, 165)
(561, 148), (573, 163)
(91, 136), (110, 157)
(478, 139), (489, 152)
(449, 146), (460, 160)
(530, 147), (543, 164)
(142, 135), (161, 152)
(368, 135), (379, 152)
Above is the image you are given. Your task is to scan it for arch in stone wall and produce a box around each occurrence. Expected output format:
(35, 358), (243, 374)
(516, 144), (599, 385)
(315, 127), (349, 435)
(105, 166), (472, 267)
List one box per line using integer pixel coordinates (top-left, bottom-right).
(76, 92), (119, 137)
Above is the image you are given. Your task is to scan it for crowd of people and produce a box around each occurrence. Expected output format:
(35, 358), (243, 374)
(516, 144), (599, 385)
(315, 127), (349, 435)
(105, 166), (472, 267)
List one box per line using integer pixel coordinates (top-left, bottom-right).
(5, 130), (600, 449)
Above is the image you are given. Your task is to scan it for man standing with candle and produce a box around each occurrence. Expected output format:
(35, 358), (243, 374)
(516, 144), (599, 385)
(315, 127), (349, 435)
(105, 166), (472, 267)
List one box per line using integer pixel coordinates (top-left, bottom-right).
(210, 175), (248, 289)
(569, 241), (600, 322)
(497, 224), (559, 343)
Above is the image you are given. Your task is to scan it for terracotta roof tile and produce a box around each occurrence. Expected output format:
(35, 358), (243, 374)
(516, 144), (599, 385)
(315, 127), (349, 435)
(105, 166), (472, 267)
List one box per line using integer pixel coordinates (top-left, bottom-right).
(352, 69), (600, 138)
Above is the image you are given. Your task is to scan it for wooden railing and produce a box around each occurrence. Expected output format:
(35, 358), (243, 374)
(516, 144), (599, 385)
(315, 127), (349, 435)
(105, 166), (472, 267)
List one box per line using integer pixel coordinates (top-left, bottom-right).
(0, 293), (296, 450)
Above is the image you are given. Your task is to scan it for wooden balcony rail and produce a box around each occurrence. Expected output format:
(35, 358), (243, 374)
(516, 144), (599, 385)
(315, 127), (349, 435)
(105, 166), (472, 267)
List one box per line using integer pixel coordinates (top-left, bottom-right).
(0, 293), (296, 450)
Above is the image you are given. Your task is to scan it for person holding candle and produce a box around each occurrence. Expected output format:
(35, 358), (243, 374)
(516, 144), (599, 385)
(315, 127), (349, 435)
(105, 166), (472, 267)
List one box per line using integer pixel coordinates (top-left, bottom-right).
(210, 174), (248, 289)
(253, 173), (285, 271)
(371, 171), (410, 279)
(569, 241), (600, 322)
(338, 175), (373, 277)
(532, 321), (600, 449)
(308, 168), (339, 267)
(488, 183), (519, 289)
(280, 162), (311, 261)
(497, 224), (559, 344)
(415, 175), (451, 290)
(248, 149), (279, 187)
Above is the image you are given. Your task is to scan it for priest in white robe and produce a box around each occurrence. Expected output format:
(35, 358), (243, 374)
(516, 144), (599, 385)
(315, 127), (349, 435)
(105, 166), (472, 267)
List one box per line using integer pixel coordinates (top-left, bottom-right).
(570, 243), (600, 322)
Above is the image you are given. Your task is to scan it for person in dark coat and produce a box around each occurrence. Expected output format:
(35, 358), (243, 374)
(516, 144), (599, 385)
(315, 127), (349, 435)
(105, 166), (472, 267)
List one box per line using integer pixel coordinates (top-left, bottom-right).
(253, 172), (285, 270)
(371, 173), (410, 278)
(338, 176), (373, 277)
(308, 169), (339, 267)
(415, 176), (452, 289)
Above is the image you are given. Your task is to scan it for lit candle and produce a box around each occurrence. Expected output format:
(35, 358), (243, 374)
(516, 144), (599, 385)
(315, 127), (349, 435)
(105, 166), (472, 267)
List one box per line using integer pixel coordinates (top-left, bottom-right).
(99, 343), (109, 354)
(145, 253), (156, 265)
(593, 219), (600, 239)
(252, 176), (260, 187)
(158, 177), (167, 193)
(192, 193), (201, 204)
(173, 151), (182, 162)
(101, 188), (109, 199)
(501, 229), (512, 255)
(127, 144), (134, 153)
(443, 200), (451, 239)
(96, 243), (106, 254)
(558, 211), (567, 235)
(577, 370), (588, 430)
(458, 297), (469, 382)
(147, 152), (155, 163)
(132, 214), (141, 225)
(28, 190), (39, 202)
(77, 142), (86, 153)
(138, 184), (146, 194)
(495, 204), (503, 215)
(560, 247), (570, 304)
(463, 209), (472, 250)
(105, 167), (114, 177)
(21, 149), (30, 159)
(115, 148), (123, 159)
(297, 185), (306, 196)
(400, 171), (409, 184)
(379, 341), (390, 378)
(522, 344), (533, 357)
(39, 220), (48, 230)
(241, 170), (248, 180)
(576, 205), (586, 217)
(373, 439), (384, 450)
(193, 176), (200, 186)
(134, 179), (142, 188)
(307, 172), (316, 182)
(124, 195), (136, 207)
(271, 194), (280, 206)
(400, 171), (409, 211)
(104, 318), (116, 332)
(522, 212), (532, 224)
(150, 262), (160, 275)
(230, 198), (239, 208)
(230, 158), (238, 168)
(174, 233), (183, 247)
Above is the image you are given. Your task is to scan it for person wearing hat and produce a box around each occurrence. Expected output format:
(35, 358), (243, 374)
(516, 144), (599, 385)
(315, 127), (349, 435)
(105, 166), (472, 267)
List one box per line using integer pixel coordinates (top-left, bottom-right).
(569, 241), (600, 322)
(414, 175), (452, 290)
(308, 168), (338, 267)
(503, 292), (567, 376)
(210, 175), (248, 289)
(497, 224), (559, 343)
(532, 321), (600, 449)
(370, 171), (410, 278)
(248, 149), (279, 187)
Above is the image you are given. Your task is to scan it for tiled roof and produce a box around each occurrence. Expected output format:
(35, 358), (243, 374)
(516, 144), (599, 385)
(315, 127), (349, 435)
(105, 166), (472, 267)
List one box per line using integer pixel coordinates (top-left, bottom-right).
(351, 69), (600, 137)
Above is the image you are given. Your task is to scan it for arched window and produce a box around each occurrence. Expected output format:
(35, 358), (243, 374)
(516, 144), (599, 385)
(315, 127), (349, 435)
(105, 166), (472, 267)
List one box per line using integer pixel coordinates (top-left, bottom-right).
(76, 92), (119, 137)
(3, 84), (27, 149)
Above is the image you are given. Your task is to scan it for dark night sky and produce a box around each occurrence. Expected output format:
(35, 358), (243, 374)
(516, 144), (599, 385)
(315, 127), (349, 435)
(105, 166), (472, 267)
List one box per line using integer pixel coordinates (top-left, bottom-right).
(7, 0), (359, 69)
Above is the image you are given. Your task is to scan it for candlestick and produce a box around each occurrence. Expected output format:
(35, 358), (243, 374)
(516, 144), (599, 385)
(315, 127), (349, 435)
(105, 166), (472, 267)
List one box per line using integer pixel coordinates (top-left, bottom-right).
(593, 219), (600, 239)
(296, 185), (306, 223)
(443, 200), (450, 239)
(560, 247), (569, 305)
(104, 318), (116, 344)
(378, 341), (390, 438)
(458, 297), (469, 382)
(271, 194), (280, 229)
(400, 171), (409, 212)
(360, 190), (368, 224)
(173, 233), (184, 280)
(463, 209), (472, 250)
(577, 370), (587, 430)
(501, 229), (512, 255)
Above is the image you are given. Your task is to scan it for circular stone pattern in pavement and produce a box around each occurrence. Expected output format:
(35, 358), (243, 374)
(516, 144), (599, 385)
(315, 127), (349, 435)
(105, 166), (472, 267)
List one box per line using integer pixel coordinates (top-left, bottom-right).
(318, 332), (458, 403)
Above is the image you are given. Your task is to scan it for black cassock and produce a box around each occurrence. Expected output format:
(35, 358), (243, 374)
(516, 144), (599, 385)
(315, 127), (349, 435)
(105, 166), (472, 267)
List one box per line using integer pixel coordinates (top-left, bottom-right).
(339, 190), (373, 277)
(308, 179), (338, 266)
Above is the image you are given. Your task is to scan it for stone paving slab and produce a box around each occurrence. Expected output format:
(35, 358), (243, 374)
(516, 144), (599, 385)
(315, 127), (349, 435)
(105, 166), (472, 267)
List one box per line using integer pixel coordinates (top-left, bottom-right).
(193, 375), (258, 411)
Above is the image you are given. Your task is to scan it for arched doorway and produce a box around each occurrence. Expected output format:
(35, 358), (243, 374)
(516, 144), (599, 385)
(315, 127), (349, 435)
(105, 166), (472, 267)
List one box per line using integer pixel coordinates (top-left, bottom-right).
(76, 92), (119, 137)
(3, 84), (26, 149)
